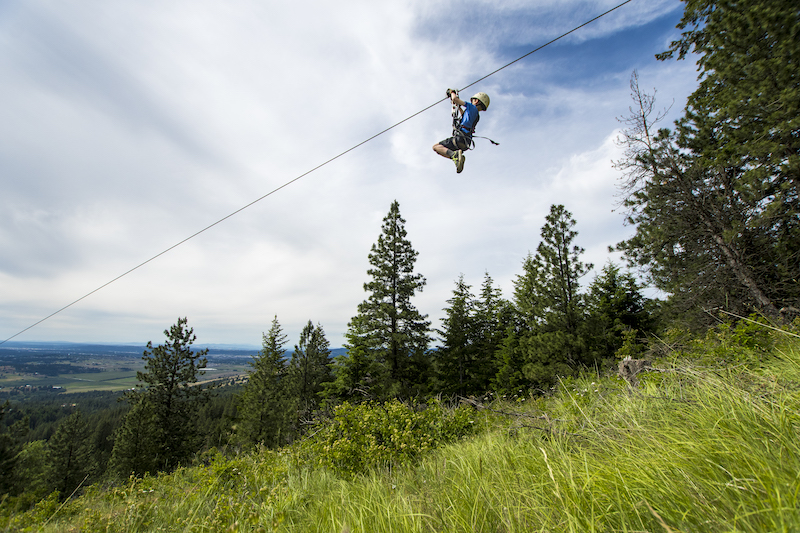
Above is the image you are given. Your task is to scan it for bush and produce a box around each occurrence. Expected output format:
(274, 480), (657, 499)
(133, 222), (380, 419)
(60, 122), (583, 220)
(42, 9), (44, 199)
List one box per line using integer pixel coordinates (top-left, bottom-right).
(297, 399), (480, 476)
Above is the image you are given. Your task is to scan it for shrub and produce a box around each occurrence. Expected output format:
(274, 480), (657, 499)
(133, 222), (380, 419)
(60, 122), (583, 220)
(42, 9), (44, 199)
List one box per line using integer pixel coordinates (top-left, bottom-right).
(297, 399), (480, 476)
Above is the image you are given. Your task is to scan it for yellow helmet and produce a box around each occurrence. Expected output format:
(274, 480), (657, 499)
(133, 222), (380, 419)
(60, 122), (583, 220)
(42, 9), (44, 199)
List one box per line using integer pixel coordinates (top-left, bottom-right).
(472, 92), (490, 110)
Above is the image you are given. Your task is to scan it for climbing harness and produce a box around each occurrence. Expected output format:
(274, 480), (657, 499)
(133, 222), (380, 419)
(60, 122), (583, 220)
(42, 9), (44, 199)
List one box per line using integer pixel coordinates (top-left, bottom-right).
(448, 89), (498, 149)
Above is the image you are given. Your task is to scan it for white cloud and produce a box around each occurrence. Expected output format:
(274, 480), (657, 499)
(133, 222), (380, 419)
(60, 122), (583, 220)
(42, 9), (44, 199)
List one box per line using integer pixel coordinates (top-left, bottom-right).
(0, 0), (698, 347)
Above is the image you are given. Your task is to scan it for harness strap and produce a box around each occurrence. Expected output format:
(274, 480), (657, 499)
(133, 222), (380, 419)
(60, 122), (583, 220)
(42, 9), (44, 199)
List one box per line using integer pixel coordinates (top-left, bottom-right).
(449, 89), (486, 150)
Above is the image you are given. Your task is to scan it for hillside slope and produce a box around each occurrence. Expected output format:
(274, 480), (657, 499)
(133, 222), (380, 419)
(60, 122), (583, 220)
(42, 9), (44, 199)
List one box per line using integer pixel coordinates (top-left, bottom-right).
(6, 334), (800, 532)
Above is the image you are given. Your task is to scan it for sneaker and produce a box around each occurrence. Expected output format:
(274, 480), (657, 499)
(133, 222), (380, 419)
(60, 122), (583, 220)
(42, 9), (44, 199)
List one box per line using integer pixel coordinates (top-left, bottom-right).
(452, 150), (465, 173)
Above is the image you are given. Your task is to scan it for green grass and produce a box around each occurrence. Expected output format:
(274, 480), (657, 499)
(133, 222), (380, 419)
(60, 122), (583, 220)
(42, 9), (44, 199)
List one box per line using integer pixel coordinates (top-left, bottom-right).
(6, 335), (800, 532)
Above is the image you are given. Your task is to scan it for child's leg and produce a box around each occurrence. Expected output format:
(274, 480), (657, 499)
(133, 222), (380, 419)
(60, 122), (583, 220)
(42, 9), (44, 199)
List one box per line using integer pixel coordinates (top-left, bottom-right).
(433, 143), (454, 158)
(433, 137), (458, 159)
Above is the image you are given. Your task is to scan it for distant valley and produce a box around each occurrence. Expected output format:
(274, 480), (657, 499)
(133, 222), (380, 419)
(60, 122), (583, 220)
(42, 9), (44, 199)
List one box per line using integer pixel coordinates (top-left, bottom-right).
(0, 341), (344, 396)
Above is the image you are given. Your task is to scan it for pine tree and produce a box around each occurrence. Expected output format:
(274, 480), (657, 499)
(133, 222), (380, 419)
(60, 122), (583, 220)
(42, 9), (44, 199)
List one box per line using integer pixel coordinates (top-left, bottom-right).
(614, 71), (796, 322)
(109, 317), (209, 475)
(492, 328), (527, 396)
(472, 272), (513, 392)
(505, 205), (592, 389)
(325, 344), (381, 402)
(44, 410), (95, 498)
(286, 321), (332, 438)
(0, 400), (28, 496)
(582, 263), (655, 362)
(658, 0), (799, 191)
(237, 316), (289, 448)
(435, 275), (476, 395)
(615, 0), (800, 321)
(107, 394), (157, 478)
(345, 200), (432, 399)
(13, 440), (49, 500)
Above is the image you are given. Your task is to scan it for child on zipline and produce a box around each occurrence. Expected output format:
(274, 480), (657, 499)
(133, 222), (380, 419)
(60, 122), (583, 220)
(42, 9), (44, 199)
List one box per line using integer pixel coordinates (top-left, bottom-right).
(433, 89), (490, 173)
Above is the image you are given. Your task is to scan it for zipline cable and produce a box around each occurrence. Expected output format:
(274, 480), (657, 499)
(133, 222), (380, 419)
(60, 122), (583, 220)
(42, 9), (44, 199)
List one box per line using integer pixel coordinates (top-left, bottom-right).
(1, 0), (635, 345)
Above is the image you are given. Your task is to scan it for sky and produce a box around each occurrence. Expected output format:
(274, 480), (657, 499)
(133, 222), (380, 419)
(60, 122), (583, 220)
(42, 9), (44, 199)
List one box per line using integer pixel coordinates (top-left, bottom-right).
(0, 0), (701, 349)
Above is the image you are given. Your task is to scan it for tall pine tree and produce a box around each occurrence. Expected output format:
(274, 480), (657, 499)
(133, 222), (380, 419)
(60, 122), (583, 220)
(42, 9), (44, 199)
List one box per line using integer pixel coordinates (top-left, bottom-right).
(344, 200), (431, 399)
(108, 394), (157, 478)
(435, 275), (476, 396)
(0, 401), (28, 497)
(436, 273), (511, 396)
(472, 272), (513, 392)
(109, 317), (209, 476)
(499, 205), (592, 390)
(237, 316), (289, 448)
(286, 321), (332, 438)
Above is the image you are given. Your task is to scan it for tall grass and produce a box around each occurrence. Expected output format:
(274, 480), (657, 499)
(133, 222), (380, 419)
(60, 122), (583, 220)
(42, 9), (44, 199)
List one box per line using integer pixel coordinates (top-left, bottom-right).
(8, 337), (800, 532)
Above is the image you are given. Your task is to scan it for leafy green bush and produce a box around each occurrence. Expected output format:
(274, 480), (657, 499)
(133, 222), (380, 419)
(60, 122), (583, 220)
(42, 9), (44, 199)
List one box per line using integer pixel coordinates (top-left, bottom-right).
(5, 491), (80, 531)
(297, 399), (481, 476)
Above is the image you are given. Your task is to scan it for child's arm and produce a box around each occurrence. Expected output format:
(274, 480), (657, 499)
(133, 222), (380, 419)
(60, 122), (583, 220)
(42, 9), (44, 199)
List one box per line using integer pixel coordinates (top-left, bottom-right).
(447, 88), (466, 107)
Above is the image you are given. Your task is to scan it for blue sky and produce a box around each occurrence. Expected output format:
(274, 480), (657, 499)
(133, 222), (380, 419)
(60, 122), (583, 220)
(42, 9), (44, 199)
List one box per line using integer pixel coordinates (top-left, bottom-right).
(0, 0), (699, 348)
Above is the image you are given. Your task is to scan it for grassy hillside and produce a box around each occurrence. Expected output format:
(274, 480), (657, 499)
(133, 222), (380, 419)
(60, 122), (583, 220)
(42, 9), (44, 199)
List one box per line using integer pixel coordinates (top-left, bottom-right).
(5, 331), (800, 532)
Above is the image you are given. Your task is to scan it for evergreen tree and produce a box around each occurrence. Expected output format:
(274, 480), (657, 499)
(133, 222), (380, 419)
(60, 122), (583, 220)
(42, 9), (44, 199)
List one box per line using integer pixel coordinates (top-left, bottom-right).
(108, 391), (158, 478)
(582, 263), (655, 362)
(658, 0), (799, 191)
(345, 200), (432, 399)
(0, 400), (28, 496)
(89, 406), (125, 477)
(44, 410), (95, 498)
(435, 275), (476, 395)
(492, 327), (527, 396)
(472, 272), (514, 392)
(237, 316), (290, 448)
(287, 321), (332, 438)
(502, 205), (592, 390)
(198, 386), (239, 449)
(13, 440), (49, 500)
(325, 344), (381, 402)
(109, 317), (209, 475)
(615, 0), (800, 322)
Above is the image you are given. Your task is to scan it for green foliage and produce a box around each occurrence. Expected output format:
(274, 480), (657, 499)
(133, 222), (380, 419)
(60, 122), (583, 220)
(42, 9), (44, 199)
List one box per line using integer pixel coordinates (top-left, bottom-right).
(678, 315), (777, 366)
(5, 490), (79, 531)
(7, 335), (800, 532)
(324, 344), (382, 402)
(435, 273), (512, 396)
(286, 320), (333, 440)
(616, 0), (800, 320)
(502, 205), (593, 390)
(659, 0), (799, 188)
(12, 440), (48, 501)
(435, 275), (477, 395)
(236, 315), (290, 448)
(472, 273), (515, 389)
(0, 400), (28, 497)
(492, 329), (527, 395)
(44, 410), (96, 498)
(344, 200), (432, 399)
(297, 399), (480, 477)
(109, 317), (209, 477)
(582, 262), (655, 363)
(107, 394), (158, 478)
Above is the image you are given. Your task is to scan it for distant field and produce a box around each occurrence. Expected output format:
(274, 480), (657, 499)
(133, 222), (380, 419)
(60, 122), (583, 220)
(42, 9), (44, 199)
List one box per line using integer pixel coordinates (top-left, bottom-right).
(0, 369), (140, 393)
(0, 365), (249, 393)
(0, 342), (253, 394)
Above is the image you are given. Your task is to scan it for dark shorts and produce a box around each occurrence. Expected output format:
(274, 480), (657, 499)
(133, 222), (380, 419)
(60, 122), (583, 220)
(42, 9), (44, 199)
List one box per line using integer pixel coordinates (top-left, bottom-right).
(439, 134), (470, 151)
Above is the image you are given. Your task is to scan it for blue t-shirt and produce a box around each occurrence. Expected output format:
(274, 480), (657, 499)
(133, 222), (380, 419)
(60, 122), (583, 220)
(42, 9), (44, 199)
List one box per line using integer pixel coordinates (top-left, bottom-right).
(459, 101), (480, 137)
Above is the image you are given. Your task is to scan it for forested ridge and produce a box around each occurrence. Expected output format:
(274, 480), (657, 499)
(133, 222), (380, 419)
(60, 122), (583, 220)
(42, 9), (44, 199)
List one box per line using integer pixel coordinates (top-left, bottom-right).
(1, 0), (798, 530)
